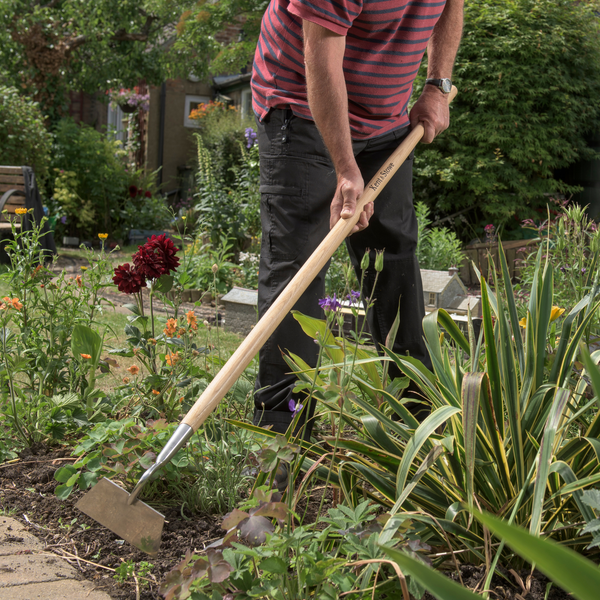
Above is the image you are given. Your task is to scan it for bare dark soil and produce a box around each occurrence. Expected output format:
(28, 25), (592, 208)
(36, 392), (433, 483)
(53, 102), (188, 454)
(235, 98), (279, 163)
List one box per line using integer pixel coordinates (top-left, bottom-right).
(0, 445), (571, 600)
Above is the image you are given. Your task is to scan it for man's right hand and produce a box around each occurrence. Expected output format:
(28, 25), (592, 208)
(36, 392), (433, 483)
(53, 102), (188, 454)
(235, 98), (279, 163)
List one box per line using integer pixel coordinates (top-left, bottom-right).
(329, 167), (372, 234)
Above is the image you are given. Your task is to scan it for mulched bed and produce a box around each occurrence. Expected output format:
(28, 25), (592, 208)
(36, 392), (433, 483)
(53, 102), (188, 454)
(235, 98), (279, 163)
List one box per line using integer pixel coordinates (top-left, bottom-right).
(0, 445), (224, 599)
(0, 445), (573, 600)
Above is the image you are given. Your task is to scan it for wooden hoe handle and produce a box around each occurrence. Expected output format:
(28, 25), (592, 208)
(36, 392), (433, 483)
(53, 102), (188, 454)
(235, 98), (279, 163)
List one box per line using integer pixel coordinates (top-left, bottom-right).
(182, 86), (458, 431)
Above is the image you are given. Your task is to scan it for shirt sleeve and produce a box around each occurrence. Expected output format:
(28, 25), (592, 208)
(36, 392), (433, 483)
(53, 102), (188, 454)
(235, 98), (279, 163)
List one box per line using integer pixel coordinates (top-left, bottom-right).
(288, 0), (363, 36)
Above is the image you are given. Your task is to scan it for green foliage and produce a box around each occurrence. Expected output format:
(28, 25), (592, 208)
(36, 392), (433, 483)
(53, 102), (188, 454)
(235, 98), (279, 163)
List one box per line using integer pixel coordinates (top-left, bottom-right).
(173, 0), (267, 81)
(288, 246), (600, 562)
(580, 489), (600, 550)
(0, 217), (116, 446)
(517, 202), (600, 331)
(0, 86), (52, 183)
(161, 498), (428, 600)
(415, 202), (465, 270)
(182, 235), (238, 294)
(413, 0), (600, 226)
(0, 0), (198, 120)
(50, 118), (128, 238)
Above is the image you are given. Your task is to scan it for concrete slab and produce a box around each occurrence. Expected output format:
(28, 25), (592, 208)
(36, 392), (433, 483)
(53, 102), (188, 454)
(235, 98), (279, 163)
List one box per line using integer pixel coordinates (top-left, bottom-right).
(0, 578), (112, 599)
(0, 554), (73, 587)
(0, 518), (44, 555)
(0, 517), (112, 599)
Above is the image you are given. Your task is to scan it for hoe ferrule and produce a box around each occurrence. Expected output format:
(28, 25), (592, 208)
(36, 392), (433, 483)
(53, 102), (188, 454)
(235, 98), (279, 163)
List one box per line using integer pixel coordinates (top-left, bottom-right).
(128, 423), (194, 505)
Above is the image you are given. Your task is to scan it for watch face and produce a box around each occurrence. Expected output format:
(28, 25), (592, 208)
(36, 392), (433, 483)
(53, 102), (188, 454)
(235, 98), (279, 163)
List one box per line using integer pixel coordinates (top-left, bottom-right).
(441, 79), (452, 93)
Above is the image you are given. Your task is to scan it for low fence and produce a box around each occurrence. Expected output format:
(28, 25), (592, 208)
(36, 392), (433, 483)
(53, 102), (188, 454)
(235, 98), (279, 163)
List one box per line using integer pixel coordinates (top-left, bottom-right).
(459, 239), (540, 286)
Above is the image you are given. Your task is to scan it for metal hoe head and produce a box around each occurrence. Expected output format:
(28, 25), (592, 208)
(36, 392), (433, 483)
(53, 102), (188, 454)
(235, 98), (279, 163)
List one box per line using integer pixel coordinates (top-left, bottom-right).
(76, 478), (164, 555)
(75, 423), (194, 555)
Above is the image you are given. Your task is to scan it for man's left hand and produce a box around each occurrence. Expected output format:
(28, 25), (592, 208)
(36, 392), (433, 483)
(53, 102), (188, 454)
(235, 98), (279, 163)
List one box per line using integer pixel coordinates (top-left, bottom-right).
(409, 85), (450, 143)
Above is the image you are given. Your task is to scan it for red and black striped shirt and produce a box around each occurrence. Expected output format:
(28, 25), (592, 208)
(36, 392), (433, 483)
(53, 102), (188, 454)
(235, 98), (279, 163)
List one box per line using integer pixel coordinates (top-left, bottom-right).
(251, 0), (446, 139)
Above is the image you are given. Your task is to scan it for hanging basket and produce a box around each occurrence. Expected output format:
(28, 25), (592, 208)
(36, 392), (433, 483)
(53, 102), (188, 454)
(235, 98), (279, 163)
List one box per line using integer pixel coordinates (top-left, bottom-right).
(119, 103), (138, 114)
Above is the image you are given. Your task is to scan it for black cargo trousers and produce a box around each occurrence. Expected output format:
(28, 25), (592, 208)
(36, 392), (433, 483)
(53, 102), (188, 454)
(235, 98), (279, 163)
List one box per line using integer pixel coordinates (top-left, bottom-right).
(253, 108), (432, 438)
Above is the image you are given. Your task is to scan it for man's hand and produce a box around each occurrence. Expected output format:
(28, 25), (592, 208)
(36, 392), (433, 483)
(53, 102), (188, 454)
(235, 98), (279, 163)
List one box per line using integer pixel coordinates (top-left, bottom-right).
(409, 84), (450, 144)
(329, 167), (373, 233)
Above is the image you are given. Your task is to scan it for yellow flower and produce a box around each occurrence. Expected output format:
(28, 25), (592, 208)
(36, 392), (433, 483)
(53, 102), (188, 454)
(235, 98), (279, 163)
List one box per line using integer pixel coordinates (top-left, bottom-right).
(98, 233), (108, 240)
(519, 316), (527, 328)
(15, 208), (28, 215)
(80, 353), (92, 360)
(80, 266), (87, 271)
(550, 306), (565, 322)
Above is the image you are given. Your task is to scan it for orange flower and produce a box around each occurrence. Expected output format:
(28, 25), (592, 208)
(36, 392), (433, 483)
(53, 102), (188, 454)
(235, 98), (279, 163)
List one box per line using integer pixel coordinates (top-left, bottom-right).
(164, 318), (177, 337)
(98, 233), (108, 240)
(165, 351), (181, 366)
(123, 377), (130, 384)
(151, 389), (161, 395)
(186, 310), (198, 331)
(76, 275), (82, 288)
(11, 298), (22, 310)
(148, 338), (157, 345)
(80, 353), (92, 360)
(127, 365), (140, 375)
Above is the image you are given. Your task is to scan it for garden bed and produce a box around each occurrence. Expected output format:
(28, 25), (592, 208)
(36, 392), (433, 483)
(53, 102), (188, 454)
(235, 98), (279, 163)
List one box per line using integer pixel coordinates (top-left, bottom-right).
(0, 445), (571, 600)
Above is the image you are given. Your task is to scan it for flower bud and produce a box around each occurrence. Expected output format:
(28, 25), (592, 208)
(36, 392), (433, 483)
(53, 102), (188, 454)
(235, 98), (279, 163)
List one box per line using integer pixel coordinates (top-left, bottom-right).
(375, 250), (384, 272)
(211, 264), (218, 274)
(360, 251), (370, 271)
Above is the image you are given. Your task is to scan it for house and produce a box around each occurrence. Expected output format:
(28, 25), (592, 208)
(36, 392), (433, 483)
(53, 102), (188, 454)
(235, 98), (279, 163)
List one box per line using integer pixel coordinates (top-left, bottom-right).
(421, 267), (481, 317)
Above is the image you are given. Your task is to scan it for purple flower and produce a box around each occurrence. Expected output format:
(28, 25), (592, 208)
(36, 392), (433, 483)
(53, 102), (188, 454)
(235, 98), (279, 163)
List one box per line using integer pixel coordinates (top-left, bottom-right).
(319, 294), (341, 312)
(289, 399), (304, 417)
(582, 268), (587, 274)
(60, 216), (67, 224)
(347, 290), (361, 303)
(245, 127), (257, 149)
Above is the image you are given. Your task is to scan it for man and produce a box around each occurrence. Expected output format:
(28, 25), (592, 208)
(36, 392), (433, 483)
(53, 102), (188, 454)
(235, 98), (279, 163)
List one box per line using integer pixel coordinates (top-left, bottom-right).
(251, 0), (463, 442)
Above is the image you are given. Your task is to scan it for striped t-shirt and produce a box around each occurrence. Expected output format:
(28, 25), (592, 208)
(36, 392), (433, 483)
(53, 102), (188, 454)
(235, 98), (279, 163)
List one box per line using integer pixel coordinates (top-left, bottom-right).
(251, 0), (446, 139)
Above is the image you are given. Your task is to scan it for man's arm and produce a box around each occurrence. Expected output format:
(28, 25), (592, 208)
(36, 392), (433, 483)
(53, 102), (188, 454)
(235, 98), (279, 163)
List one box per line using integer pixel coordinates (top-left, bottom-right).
(303, 20), (373, 232)
(409, 0), (464, 143)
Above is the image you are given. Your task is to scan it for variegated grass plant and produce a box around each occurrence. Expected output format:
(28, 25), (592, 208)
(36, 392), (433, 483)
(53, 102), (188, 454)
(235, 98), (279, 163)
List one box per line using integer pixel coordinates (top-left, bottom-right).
(288, 244), (600, 565)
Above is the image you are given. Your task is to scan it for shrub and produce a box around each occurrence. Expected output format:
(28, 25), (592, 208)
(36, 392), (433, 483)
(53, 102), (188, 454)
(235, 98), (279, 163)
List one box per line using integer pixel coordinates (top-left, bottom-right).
(413, 0), (600, 229)
(0, 86), (52, 183)
(49, 118), (128, 238)
(415, 202), (465, 270)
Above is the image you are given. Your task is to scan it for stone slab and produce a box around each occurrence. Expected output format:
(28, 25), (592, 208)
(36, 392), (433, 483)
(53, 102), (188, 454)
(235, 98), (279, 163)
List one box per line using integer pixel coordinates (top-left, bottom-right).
(0, 519), (44, 556)
(0, 578), (112, 599)
(0, 554), (73, 587)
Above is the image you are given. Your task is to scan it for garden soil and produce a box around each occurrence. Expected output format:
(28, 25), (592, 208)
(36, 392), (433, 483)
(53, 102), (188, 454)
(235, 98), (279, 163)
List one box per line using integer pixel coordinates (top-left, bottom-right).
(0, 447), (571, 600)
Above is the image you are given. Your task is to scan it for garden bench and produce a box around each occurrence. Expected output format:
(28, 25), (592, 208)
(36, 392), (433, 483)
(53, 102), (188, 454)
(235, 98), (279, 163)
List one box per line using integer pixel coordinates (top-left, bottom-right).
(0, 166), (57, 259)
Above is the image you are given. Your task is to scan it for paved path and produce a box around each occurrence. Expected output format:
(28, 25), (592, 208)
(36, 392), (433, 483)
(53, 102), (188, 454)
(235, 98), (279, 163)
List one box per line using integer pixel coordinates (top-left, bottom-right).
(0, 517), (112, 600)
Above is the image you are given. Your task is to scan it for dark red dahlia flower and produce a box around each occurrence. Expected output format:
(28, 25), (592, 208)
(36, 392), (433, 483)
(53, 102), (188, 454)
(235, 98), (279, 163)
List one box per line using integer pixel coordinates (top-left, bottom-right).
(132, 244), (166, 279)
(128, 185), (138, 198)
(113, 263), (147, 294)
(144, 190), (152, 198)
(145, 234), (180, 273)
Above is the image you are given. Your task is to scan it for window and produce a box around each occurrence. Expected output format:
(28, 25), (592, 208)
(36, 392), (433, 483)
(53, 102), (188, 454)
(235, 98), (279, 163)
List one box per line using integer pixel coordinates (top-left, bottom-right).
(107, 104), (125, 143)
(241, 88), (253, 120)
(184, 95), (210, 128)
(428, 292), (436, 306)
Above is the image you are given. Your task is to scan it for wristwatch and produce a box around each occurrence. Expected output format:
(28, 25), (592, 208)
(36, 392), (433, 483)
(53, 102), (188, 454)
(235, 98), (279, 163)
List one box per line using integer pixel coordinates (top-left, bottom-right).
(425, 78), (453, 93)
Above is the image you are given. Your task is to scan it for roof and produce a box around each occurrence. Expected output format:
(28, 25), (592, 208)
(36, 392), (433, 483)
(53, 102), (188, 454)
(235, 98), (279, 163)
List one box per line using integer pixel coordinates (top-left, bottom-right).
(221, 286), (258, 306)
(420, 269), (466, 294)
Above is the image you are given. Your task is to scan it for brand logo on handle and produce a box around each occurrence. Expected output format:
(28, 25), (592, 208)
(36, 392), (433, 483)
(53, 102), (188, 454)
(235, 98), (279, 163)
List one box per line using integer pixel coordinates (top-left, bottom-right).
(369, 161), (395, 192)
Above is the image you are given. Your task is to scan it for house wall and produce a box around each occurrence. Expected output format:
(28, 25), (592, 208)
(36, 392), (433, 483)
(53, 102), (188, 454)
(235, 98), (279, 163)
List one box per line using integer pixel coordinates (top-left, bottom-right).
(146, 78), (213, 195)
(440, 278), (466, 309)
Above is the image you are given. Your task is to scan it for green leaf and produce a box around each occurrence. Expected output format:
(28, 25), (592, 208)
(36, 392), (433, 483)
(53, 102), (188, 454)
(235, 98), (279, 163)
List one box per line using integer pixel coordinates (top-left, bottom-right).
(259, 557), (287, 574)
(55, 484), (74, 500)
(153, 274), (174, 294)
(475, 510), (600, 600)
(54, 465), (77, 483)
(381, 544), (482, 600)
(71, 325), (102, 364)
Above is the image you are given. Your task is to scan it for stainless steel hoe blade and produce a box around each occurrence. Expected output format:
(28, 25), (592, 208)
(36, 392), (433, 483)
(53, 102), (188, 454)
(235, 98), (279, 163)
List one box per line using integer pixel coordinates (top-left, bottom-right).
(76, 478), (164, 555)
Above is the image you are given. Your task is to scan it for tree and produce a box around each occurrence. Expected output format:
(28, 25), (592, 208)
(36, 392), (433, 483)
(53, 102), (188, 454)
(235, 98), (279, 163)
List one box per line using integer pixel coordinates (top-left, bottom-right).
(0, 0), (199, 121)
(412, 0), (600, 231)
